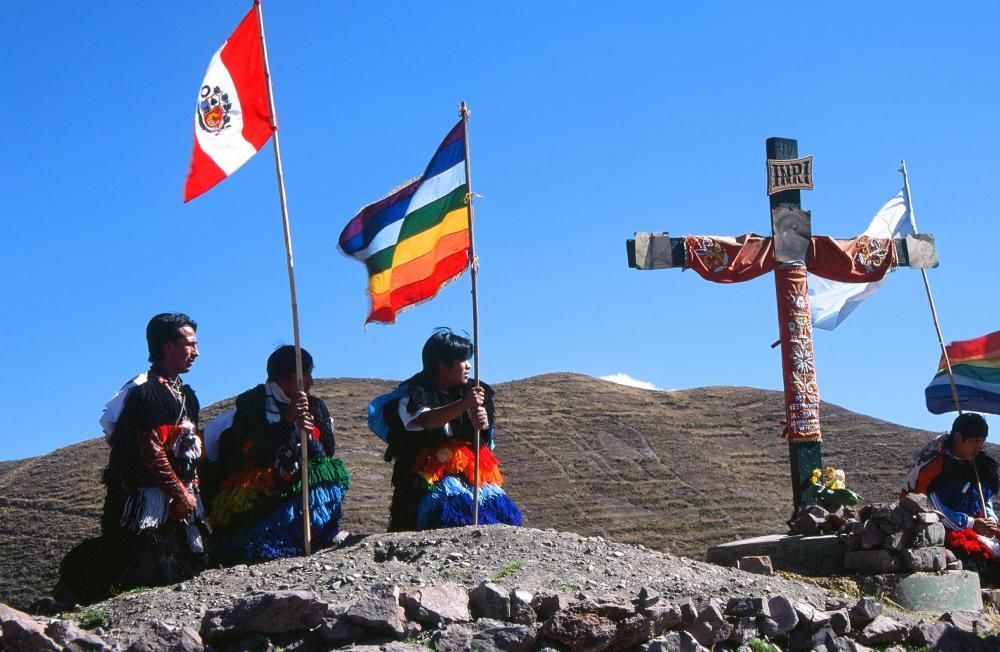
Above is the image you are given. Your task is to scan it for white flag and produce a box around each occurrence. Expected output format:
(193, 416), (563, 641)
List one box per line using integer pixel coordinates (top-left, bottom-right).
(809, 189), (916, 330)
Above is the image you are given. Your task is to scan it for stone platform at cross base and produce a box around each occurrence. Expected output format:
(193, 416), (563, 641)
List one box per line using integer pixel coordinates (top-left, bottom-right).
(707, 534), (846, 576)
(707, 535), (983, 613)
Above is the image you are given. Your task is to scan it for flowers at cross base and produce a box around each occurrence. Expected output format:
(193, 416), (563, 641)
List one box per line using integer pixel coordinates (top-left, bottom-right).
(800, 466), (862, 508)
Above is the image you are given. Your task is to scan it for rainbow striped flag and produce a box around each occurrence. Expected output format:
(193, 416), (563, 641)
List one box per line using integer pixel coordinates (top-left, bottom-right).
(925, 329), (1000, 414)
(339, 121), (470, 325)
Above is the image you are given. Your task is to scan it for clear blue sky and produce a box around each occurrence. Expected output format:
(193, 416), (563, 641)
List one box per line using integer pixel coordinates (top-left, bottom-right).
(2, 2), (998, 460)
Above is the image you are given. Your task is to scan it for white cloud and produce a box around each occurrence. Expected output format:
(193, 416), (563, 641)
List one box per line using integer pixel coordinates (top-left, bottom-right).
(599, 373), (662, 391)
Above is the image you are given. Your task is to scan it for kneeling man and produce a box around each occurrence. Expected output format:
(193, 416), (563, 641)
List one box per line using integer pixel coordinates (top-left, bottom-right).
(206, 346), (349, 563)
(903, 412), (1000, 558)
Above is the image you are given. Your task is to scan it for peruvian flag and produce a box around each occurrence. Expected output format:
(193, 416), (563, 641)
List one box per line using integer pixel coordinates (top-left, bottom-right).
(183, 6), (274, 202)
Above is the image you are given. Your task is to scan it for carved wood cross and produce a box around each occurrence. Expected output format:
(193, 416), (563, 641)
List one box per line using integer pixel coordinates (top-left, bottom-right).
(626, 137), (938, 509)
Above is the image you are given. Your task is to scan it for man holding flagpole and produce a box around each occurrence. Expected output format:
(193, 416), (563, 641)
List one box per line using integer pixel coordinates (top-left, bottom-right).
(902, 413), (1000, 566)
(369, 328), (521, 531)
(184, 1), (315, 554)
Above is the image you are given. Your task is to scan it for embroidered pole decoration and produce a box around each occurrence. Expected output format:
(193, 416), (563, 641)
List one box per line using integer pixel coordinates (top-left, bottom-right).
(460, 101), (483, 526)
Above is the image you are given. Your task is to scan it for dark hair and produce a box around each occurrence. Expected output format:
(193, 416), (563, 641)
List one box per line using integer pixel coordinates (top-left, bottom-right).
(953, 413), (989, 440)
(421, 328), (473, 375)
(267, 345), (314, 382)
(146, 313), (197, 363)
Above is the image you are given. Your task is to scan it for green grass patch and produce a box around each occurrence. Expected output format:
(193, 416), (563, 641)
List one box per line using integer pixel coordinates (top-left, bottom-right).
(493, 560), (523, 581)
(749, 639), (780, 652)
(78, 607), (107, 630)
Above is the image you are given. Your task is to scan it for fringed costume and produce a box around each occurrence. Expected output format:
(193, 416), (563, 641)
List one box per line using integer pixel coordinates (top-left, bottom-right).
(59, 367), (209, 603)
(903, 433), (1000, 560)
(370, 374), (521, 531)
(207, 383), (349, 564)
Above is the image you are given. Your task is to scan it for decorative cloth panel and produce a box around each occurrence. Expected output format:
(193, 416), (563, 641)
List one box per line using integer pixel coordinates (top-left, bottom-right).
(684, 234), (775, 283)
(809, 235), (897, 283)
(774, 266), (822, 442)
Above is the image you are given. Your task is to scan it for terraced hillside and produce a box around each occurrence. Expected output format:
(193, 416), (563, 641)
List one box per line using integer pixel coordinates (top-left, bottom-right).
(0, 373), (940, 609)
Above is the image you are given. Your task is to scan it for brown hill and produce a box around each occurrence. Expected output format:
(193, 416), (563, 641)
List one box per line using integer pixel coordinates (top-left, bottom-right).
(0, 373), (939, 609)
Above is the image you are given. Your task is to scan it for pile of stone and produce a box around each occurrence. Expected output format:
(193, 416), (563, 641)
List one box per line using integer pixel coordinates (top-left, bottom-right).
(4, 583), (997, 651)
(789, 492), (963, 575)
(843, 493), (962, 575)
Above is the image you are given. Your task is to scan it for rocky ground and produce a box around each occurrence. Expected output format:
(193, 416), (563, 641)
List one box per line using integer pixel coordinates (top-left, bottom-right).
(4, 525), (999, 650)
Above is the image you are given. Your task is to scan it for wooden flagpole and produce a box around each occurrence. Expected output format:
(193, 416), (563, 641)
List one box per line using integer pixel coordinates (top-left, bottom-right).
(255, 0), (311, 555)
(460, 101), (482, 526)
(901, 161), (963, 415)
(901, 161), (989, 518)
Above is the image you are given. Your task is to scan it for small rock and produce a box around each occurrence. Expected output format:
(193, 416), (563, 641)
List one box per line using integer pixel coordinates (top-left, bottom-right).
(0, 603), (61, 651)
(824, 597), (850, 611)
(343, 584), (408, 639)
(644, 631), (708, 652)
(903, 546), (947, 572)
(788, 623), (837, 650)
(827, 608), (851, 636)
(941, 610), (987, 633)
(45, 619), (110, 650)
(638, 587), (661, 608)
(758, 595), (798, 638)
(405, 579), (472, 623)
(126, 622), (203, 652)
(531, 592), (575, 620)
(319, 618), (365, 646)
(911, 522), (946, 548)
(724, 597), (768, 618)
(908, 621), (949, 648)
(859, 615), (908, 645)
(848, 597), (881, 628)
(735, 556), (773, 576)
(900, 493), (931, 513)
(510, 590), (536, 625)
(430, 618), (535, 652)
(201, 590), (329, 643)
(727, 616), (756, 645)
(688, 601), (733, 648)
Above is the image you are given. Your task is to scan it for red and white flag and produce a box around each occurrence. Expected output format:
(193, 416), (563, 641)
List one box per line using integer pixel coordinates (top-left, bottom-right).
(183, 6), (274, 202)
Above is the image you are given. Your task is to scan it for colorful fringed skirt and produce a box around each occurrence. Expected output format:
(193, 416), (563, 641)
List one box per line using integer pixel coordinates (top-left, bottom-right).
(413, 441), (522, 529)
(209, 455), (349, 563)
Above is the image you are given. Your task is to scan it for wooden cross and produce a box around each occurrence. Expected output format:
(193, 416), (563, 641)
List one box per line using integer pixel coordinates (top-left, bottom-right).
(626, 137), (939, 510)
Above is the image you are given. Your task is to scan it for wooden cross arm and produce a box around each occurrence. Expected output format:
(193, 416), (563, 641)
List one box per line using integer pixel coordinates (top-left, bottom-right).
(625, 232), (938, 270)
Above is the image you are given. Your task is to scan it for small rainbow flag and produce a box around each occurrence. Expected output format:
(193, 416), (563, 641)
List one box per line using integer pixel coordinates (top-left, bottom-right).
(339, 121), (470, 325)
(925, 329), (1000, 415)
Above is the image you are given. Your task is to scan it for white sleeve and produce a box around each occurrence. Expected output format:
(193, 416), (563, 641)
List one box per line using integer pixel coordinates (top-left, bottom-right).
(398, 396), (430, 432)
(202, 407), (236, 462)
(99, 372), (148, 440)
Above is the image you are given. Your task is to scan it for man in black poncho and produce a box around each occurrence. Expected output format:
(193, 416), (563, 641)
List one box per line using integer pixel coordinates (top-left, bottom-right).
(57, 313), (208, 604)
(205, 345), (349, 563)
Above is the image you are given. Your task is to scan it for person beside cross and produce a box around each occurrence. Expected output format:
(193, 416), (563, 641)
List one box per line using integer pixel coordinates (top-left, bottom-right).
(903, 413), (1000, 559)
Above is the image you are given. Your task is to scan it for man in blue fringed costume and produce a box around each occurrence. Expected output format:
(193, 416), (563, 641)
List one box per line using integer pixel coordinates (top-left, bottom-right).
(56, 313), (209, 605)
(205, 345), (349, 564)
(369, 328), (521, 531)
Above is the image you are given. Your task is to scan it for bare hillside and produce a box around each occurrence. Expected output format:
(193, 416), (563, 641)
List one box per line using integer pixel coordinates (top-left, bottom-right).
(0, 373), (938, 609)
